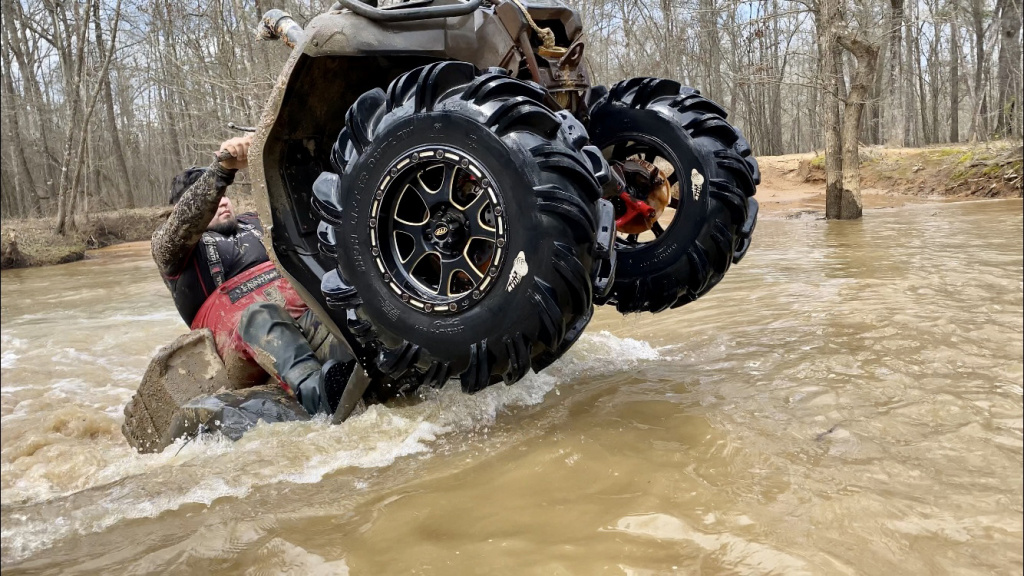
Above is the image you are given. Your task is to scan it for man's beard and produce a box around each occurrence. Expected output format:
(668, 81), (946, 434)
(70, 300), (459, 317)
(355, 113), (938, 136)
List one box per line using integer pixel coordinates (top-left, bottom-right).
(208, 217), (238, 236)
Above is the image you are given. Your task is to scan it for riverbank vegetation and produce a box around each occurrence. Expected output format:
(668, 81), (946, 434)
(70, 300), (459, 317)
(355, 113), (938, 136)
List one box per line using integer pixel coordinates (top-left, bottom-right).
(1, 0), (1021, 230)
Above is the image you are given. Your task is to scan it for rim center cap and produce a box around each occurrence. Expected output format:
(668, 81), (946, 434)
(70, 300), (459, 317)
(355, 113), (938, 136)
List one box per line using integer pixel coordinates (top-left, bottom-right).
(432, 223), (451, 240)
(428, 207), (467, 253)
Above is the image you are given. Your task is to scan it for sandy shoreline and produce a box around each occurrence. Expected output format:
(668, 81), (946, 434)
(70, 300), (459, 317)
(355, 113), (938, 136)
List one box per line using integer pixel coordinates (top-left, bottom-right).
(756, 152), (962, 217)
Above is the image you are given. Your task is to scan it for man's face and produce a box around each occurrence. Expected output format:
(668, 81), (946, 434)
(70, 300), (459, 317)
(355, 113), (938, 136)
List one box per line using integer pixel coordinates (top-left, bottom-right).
(207, 196), (237, 234)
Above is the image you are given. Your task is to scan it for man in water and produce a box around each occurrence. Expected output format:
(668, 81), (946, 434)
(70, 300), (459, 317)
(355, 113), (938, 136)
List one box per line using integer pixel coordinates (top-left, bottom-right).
(152, 134), (350, 415)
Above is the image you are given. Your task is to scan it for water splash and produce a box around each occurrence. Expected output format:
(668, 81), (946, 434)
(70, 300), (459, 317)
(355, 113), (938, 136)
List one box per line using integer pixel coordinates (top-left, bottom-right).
(1, 330), (662, 563)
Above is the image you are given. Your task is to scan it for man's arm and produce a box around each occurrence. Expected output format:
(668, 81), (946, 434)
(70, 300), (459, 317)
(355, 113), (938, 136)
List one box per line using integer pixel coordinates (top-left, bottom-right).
(151, 135), (251, 277)
(151, 164), (236, 277)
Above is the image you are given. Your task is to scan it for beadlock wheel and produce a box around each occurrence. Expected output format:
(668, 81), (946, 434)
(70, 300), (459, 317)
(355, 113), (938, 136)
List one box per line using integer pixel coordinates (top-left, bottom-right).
(588, 78), (760, 313)
(312, 62), (604, 397)
(370, 146), (508, 314)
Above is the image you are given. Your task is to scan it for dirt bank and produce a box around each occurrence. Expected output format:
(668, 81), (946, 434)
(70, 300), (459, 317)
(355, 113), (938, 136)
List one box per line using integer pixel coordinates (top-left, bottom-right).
(758, 141), (1022, 216)
(2, 143), (1020, 270)
(1, 208), (171, 270)
(1, 188), (261, 271)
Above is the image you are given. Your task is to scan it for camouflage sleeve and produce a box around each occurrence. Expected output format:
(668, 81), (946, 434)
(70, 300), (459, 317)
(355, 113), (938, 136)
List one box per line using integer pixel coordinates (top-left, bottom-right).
(151, 162), (237, 277)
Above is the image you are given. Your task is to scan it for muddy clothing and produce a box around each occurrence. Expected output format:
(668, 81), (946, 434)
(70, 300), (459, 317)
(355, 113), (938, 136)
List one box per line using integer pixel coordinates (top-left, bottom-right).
(153, 164), (351, 412)
(152, 163), (271, 325)
(238, 302), (346, 392)
(163, 213), (269, 325)
(153, 163), (237, 279)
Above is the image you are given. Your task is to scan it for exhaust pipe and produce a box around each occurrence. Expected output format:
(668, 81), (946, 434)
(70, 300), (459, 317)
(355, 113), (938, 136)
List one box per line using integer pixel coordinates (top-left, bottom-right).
(257, 9), (305, 49)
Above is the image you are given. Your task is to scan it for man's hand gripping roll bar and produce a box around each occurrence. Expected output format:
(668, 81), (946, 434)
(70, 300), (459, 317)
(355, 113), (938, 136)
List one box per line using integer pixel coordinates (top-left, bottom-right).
(214, 124), (256, 170)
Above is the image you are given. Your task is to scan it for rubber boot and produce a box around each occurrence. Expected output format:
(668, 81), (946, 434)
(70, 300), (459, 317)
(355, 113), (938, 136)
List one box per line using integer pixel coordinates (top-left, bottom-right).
(293, 359), (354, 416)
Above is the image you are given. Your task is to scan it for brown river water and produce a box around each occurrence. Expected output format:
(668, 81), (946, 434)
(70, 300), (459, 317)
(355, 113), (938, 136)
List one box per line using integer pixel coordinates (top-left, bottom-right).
(2, 200), (1022, 575)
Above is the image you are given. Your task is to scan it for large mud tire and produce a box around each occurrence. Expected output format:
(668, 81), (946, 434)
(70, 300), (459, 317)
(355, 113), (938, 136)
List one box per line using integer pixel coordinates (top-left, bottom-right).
(588, 78), (760, 313)
(315, 62), (602, 396)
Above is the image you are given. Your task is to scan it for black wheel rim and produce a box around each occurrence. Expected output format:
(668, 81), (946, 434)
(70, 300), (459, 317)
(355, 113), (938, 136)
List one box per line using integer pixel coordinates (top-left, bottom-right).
(602, 135), (684, 252)
(369, 146), (508, 314)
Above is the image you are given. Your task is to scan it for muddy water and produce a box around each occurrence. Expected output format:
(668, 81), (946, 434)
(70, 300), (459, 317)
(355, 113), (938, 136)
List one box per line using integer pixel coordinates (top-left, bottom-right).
(2, 200), (1022, 575)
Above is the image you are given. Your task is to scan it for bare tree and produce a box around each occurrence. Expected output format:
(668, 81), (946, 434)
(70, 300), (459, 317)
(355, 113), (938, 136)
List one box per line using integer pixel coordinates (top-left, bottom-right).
(93, 0), (133, 208)
(885, 0), (906, 145)
(838, 33), (881, 218)
(1, 0), (1020, 223)
(52, 0), (95, 235)
(816, 0), (847, 219)
(0, 32), (42, 216)
(950, 3), (960, 142)
(994, 0), (1022, 136)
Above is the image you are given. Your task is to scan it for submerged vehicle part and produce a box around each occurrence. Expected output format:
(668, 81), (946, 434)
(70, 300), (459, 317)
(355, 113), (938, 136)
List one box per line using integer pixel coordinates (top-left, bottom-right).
(167, 385), (310, 444)
(122, 330), (306, 453)
(124, 0), (758, 451)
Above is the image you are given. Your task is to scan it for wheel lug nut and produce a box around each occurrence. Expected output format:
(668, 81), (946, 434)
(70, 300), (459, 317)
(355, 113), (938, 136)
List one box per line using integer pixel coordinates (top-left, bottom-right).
(424, 303), (433, 312)
(460, 159), (469, 167)
(496, 238), (505, 247)
(449, 303), (458, 311)
(369, 218), (377, 226)
(371, 247), (379, 256)
(410, 153), (418, 162)
(481, 179), (490, 188)
(435, 149), (444, 158)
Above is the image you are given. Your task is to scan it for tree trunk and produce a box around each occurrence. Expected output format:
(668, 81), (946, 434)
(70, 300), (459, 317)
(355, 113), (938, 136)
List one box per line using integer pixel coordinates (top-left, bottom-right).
(994, 0), (1022, 137)
(2, 0), (57, 209)
(93, 0), (134, 208)
(65, 0), (122, 221)
(769, 0), (785, 155)
(885, 0), (906, 146)
(54, 1), (93, 236)
(914, 22), (930, 144)
(950, 17), (960, 142)
(866, 54), (885, 144)
(1, 158), (20, 218)
(838, 34), (881, 220)
(0, 42), (42, 217)
(969, 0), (989, 139)
(903, 12), (918, 145)
(817, 0), (845, 220)
(698, 0), (723, 101)
(928, 21), (940, 144)
(55, 0), (120, 234)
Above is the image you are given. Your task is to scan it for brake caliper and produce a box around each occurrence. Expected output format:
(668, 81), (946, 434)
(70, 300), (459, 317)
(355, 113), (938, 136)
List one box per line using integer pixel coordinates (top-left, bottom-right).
(605, 159), (671, 235)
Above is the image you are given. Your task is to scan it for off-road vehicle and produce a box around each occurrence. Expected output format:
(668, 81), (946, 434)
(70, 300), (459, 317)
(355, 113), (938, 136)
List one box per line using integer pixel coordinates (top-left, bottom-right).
(123, 0), (759, 452)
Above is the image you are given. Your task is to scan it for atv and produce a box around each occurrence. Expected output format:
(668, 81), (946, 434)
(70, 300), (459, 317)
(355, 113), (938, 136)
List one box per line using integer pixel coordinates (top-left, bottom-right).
(123, 0), (759, 452)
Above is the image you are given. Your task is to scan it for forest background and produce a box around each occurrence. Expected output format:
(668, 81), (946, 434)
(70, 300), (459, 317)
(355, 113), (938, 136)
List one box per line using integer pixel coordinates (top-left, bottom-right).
(0, 0), (1021, 228)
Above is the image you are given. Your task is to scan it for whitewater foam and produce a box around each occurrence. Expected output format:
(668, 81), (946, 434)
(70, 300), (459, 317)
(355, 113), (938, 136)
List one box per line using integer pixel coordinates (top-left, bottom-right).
(1, 330), (663, 563)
